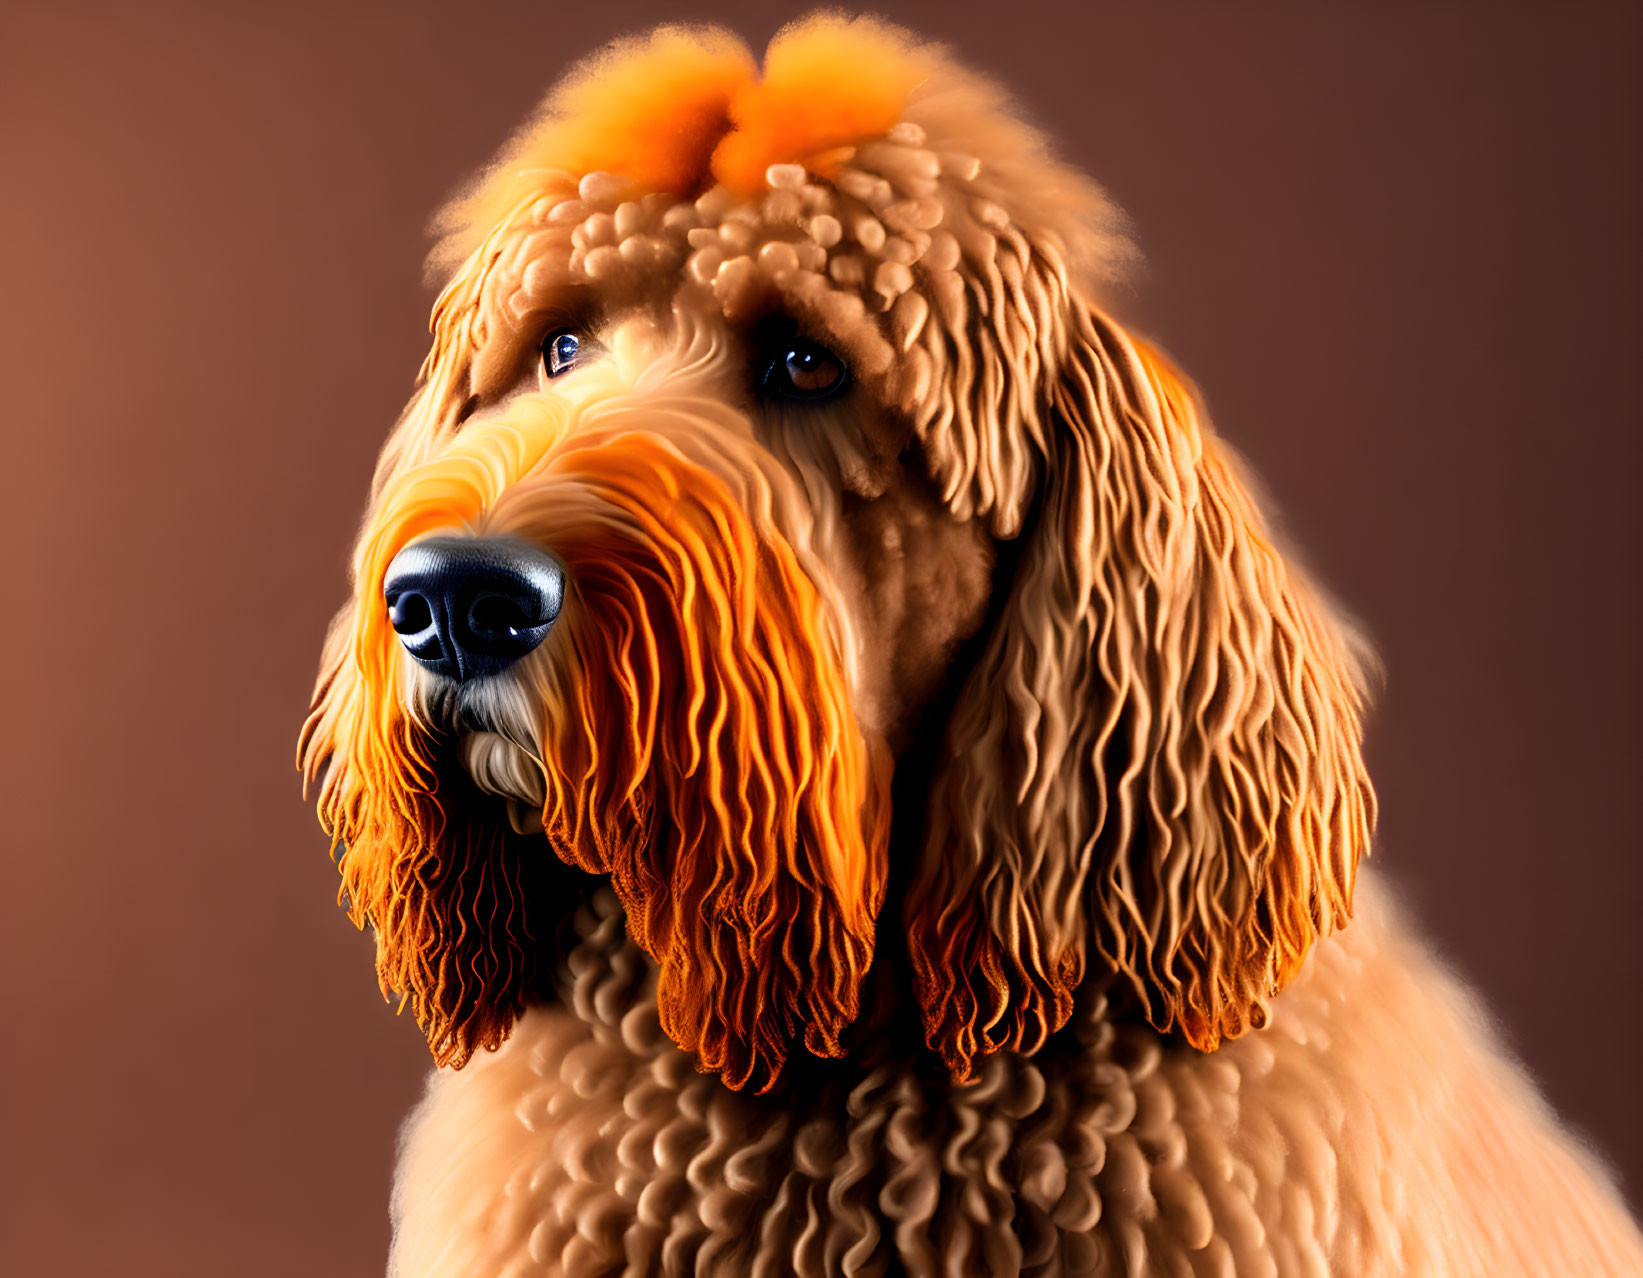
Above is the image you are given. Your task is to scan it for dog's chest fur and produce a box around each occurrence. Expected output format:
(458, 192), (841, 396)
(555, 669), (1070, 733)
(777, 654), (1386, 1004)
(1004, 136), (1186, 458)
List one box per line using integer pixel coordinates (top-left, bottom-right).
(385, 882), (1640, 1277)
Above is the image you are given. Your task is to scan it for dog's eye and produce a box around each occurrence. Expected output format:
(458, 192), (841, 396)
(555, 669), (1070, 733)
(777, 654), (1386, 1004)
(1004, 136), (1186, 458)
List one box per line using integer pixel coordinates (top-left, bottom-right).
(542, 330), (581, 379)
(762, 340), (848, 401)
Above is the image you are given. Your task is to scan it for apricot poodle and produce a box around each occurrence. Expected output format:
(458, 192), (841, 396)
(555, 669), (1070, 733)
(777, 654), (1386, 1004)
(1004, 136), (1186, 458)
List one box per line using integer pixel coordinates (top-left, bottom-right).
(301, 16), (1643, 1275)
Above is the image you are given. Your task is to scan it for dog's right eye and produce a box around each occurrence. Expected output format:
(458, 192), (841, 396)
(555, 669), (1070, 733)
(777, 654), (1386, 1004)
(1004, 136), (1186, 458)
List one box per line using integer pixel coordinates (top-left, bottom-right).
(761, 339), (849, 402)
(541, 330), (581, 379)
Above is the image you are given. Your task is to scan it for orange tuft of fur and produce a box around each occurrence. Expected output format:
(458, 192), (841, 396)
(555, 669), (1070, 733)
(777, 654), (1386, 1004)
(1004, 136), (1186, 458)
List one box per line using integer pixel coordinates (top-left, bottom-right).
(711, 16), (925, 197)
(528, 28), (754, 197)
(434, 18), (924, 263)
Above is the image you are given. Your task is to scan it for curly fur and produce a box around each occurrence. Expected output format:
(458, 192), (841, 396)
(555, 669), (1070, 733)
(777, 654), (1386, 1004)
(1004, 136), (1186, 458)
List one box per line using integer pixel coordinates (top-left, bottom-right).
(300, 14), (1643, 1274)
(390, 884), (1640, 1277)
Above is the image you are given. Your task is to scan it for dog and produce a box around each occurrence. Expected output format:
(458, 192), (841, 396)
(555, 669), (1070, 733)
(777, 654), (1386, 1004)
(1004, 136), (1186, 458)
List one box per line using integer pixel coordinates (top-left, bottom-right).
(300, 16), (1643, 1275)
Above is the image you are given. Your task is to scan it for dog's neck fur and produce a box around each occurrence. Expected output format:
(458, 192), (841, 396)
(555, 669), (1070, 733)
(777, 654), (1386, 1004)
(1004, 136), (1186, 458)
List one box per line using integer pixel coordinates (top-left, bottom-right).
(386, 879), (1643, 1277)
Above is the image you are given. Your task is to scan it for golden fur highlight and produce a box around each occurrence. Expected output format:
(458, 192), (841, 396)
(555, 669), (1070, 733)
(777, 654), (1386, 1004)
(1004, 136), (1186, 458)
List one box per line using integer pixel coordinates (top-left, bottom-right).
(303, 367), (889, 1089)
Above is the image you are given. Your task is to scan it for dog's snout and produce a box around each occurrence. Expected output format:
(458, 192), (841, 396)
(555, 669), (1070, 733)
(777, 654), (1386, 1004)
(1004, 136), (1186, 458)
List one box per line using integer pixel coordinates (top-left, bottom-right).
(383, 536), (564, 682)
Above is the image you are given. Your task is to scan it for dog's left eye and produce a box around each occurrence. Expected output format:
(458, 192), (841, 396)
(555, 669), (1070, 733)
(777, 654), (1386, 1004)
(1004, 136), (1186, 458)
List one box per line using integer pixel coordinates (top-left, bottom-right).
(542, 330), (581, 379)
(762, 340), (848, 401)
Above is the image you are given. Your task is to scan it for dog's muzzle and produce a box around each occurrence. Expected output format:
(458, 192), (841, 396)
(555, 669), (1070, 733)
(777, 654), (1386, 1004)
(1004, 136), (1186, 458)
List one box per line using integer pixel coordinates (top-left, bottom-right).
(383, 535), (564, 682)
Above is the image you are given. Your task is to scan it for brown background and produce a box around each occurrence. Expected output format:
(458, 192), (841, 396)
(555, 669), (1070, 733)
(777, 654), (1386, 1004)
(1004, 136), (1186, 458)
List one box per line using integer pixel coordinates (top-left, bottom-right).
(2, 2), (1639, 1274)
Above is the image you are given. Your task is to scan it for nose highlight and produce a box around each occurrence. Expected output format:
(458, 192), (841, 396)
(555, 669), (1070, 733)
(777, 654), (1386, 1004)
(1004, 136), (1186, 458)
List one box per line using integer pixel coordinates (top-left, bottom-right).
(383, 536), (565, 682)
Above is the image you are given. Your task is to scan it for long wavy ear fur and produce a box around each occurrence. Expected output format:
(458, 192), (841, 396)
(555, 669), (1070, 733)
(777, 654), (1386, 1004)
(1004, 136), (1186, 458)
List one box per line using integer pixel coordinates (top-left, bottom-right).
(906, 302), (1375, 1079)
(303, 394), (893, 1091)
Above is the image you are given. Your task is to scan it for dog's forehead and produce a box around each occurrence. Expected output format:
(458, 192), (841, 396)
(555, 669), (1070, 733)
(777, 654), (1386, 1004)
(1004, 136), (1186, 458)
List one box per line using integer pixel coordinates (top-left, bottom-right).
(439, 17), (1131, 383)
(463, 152), (942, 401)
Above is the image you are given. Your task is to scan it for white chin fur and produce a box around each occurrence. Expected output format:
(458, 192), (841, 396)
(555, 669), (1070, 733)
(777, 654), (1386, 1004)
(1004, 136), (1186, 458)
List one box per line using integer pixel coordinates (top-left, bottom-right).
(460, 731), (547, 834)
(401, 665), (547, 795)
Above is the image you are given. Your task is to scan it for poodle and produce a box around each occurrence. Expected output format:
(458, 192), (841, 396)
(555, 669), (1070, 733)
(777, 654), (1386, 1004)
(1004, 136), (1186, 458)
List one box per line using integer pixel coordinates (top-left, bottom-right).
(300, 16), (1643, 1275)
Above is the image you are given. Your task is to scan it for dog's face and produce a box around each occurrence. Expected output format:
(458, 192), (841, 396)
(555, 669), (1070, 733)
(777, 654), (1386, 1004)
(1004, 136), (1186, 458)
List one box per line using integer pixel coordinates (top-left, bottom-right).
(301, 17), (1375, 1092)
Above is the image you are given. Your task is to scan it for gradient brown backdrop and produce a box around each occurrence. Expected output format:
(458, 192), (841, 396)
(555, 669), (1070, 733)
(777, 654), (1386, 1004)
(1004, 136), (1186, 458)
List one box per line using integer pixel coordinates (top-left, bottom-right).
(3, 3), (1639, 1274)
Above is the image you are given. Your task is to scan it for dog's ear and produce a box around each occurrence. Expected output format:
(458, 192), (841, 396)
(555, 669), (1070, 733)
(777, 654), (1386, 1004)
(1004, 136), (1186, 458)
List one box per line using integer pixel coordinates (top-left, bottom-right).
(904, 302), (1375, 1079)
(529, 440), (896, 1093)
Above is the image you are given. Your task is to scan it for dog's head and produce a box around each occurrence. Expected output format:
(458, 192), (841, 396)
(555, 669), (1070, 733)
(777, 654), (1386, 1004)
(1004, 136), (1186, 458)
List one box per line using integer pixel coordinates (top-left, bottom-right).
(301, 16), (1374, 1091)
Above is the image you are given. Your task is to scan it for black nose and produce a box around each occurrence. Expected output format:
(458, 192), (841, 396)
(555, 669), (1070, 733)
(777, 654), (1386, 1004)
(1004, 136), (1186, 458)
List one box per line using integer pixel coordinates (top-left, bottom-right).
(383, 536), (565, 682)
